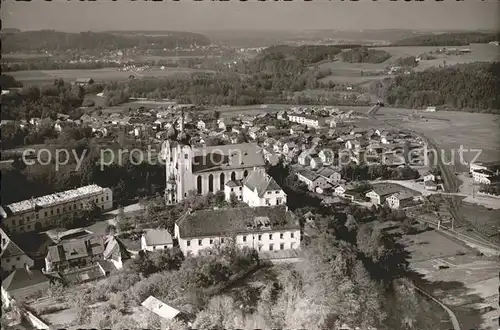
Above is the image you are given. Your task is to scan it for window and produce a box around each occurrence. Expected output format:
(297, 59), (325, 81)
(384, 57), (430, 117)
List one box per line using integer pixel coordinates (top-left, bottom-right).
(16, 257), (20, 261)
(269, 244), (274, 251)
(210, 239), (213, 244)
(184, 154), (188, 159)
(106, 196), (109, 201)
(44, 212), (48, 217)
(258, 235), (262, 241)
(6, 258), (10, 263)
(258, 245), (262, 251)
(231, 188), (234, 192)
(239, 187), (242, 191)
(221, 238), (225, 243)
(27, 225), (31, 229)
(101, 197), (104, 202)
(26, 216), (30, 221)
(198, 239), (203, 246)
(57, 209), (60, 214)
(280, 243), (284, 250)
(153, 246), (156, 250)
(276, 198), (282, 205)
(267, 191), (271, 195)
(68, 205), (72, 211)
(36, 214), (39, 219)
(265, 199), (270, 205)
(12, 220), (16, 226)
(269, 234), (273, 240)
(187, 240), (191, 247)
(63, 207), (66, 212)
(280, 233), (284, 239)
(291, 232), (294, 238)
(243, 236), (247, 242)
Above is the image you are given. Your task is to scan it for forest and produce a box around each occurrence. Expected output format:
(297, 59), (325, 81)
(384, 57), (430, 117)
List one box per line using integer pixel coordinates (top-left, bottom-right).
(392, 31), (500, 46)
(2, 30), (211, 53)
(371, 62), (500, 112)
(340, 47), (392, 64)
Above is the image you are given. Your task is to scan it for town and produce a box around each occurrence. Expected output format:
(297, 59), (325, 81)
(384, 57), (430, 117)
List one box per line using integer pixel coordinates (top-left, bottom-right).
(1, 3), (500, 329)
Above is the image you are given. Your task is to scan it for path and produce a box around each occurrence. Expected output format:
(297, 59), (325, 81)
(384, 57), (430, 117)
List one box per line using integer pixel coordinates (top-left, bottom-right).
(413, 284), (462, 330)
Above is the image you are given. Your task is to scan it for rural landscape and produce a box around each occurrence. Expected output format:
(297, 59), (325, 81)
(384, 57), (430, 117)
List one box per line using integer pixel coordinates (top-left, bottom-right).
(1, 2), (500, 330)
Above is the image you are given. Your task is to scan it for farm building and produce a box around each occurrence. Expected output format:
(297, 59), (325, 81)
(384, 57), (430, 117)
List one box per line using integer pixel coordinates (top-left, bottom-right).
(74, 78), (94, 86)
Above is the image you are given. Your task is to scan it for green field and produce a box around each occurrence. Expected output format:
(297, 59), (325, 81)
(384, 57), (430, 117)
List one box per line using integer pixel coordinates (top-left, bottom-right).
(317, 43), (499, 87)
(9, 67), (215, 86)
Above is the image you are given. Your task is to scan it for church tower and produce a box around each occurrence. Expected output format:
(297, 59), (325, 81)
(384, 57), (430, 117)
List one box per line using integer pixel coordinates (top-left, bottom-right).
(176, 109), (193, 202)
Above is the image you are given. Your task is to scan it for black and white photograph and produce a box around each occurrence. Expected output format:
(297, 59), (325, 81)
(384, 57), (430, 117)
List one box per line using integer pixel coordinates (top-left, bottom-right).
(1, 0), (499, 329)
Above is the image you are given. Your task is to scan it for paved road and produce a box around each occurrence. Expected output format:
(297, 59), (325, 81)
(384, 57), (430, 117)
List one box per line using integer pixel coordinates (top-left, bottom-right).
(413, 284), (461, 330)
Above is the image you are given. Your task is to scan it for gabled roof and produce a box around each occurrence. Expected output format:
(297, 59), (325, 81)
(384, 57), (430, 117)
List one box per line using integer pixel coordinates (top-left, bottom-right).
(142, 296), (182, 320)
(103, 235), (131, 261)
(176, 206), (298, 239)
(242, 170), (283, 197)
(388, 190), (417, 201)
(0, 239), (27, 259)
(225, 180), (242, 188)
(142, 229), (173, 246)
(2, 268), (49, 292)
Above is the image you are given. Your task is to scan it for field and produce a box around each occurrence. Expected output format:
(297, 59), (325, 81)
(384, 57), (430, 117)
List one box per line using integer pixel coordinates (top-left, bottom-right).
(403, 230), (499, 330)
(9, 67), (215, 86)
(316, 43), (499, 87)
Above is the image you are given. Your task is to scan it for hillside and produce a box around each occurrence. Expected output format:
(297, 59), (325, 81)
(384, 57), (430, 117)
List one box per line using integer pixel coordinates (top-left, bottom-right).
(392, 32), (499, 46)
(371, 61), (500, 112)
(2, 30), (211, 53)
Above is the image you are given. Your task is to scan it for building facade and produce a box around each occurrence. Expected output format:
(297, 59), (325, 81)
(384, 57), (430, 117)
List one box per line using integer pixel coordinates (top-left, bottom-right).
(241, 170), (287, 207)
(288, 114), (325, 128)
(174, 206), (300, 257)
(0, 185), (113, 234)
(1, 229), (34, 273)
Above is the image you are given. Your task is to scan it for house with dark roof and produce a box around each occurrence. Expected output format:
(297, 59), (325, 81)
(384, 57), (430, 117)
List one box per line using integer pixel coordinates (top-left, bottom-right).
(174, 205), (300, 257)
(2, 268), (50, 304)
(103, 235), (132, 269)
(140, 229), (174, 252)
(241, 169), (287, 207)
(45, 234), (105, 273)
(224, 180), (244, 201)
(1, 229), (34, 273)
(386, 190), (422, 210)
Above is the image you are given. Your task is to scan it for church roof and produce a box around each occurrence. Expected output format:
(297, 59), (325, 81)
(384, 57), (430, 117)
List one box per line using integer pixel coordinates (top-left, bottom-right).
(191, 143), (265, 173)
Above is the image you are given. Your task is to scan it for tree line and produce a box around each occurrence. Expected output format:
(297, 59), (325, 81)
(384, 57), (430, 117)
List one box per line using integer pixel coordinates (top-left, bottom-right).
(2, 30), (211, 53)
(391, 32), (500, 46)
(340, 47), (392, 64)
(371, 61), (500, 112)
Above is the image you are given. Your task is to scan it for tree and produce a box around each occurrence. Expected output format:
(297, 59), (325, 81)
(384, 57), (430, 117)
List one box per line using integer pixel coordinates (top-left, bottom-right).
(192, 295), (245, 330)
(229, 192), (239, 207)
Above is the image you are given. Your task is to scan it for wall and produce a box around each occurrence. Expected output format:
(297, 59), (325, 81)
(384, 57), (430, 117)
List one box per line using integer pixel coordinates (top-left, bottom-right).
(1, 254), (34, 273)
(177, 229), (301, 257)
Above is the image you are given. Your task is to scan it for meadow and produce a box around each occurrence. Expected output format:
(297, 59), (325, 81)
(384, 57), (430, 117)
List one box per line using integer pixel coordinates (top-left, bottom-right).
(9, 67), (215, 86)
(317, 43), (499, 86)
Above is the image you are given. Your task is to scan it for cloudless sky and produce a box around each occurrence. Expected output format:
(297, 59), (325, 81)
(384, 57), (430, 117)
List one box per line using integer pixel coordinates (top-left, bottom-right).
(2, 0), (499, 32)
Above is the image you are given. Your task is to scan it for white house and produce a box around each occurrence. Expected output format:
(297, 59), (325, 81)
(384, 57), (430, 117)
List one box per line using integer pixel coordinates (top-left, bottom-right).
(174, 206), (300, 257)
(224, 180), (244, 201)
(310, 156), (323, 170)
(141, 229), (174, 252)
(1, 229), (34, 273)
(103, 235), (131, 270)
(334, 185), (346, 196)
(288, 114), (325, 128)
(365, 184), (405, 205)
(242, 169), (287, 207)
(386, 191), (420, 210)
(472, 169), (495, 184)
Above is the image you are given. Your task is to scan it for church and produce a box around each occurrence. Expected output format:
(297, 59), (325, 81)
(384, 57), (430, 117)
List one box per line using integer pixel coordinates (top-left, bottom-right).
(160, 112), (266, 205)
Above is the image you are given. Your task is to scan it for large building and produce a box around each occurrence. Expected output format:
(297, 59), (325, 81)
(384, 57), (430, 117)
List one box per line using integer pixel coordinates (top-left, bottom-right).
(161, 117), (266, 204)
(287, 114), (325, 128)
(0, 185), (113, 234)
(174, 205), (300, 257)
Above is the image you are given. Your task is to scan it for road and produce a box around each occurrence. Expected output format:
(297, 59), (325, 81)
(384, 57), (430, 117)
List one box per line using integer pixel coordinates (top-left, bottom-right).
(413, 284), (461, 330)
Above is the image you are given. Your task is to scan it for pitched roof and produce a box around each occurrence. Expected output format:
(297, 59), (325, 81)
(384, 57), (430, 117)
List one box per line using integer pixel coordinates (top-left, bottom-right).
(142, 229), (173, 246)
(2, 268), (49, 292)
(368, 183), (403, 197)
(46, 236), (105, 263)
(0, 239), (27, 259)
(103, 236), (131, 260)
(243, 170), (283, 197)
(191, 143), (265, 173)
(142, 296), (182, 320)
(389, 190), (417, 201)
(225, 180), (242, 188)
(176, 206), (299, 239)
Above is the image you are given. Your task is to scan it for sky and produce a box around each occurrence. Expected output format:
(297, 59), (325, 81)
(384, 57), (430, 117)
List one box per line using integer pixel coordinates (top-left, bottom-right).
(2, 0), (499, 32)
